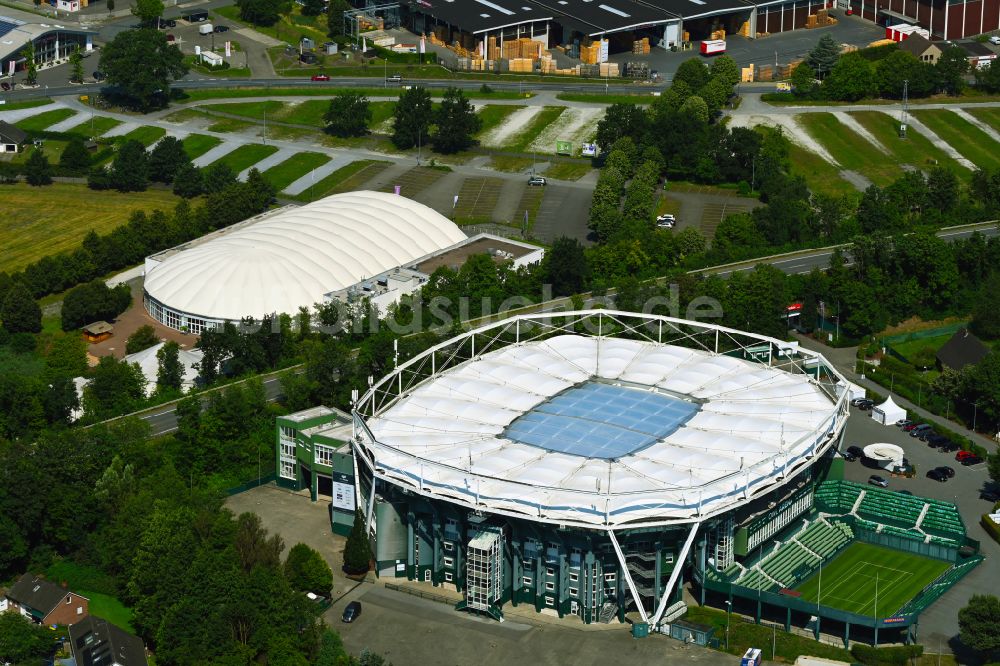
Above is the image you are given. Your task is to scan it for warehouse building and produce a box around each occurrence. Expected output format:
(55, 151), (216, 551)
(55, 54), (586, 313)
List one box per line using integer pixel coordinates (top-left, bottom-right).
(142, 191), (542, 334)
(0, 16), (95, 76)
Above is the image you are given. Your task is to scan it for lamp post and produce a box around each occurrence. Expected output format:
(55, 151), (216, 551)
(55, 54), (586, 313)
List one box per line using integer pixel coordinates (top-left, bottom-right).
(724, 599), (732, 650)
(973, 402), (978, 432)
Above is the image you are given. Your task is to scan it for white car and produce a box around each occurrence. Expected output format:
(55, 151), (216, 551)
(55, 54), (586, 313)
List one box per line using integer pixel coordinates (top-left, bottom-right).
(990, 35), (1000, 45)
(656, 214), (675, 228)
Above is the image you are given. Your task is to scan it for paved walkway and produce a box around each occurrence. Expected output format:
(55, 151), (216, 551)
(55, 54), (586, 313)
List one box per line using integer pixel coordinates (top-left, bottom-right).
(237, 146), (296, 180)
(45, 111), (83, 133)
(102, 121), (139, 138)
(0, 101), (61, 123)
(192, 140), (244, 167)
(283, 154), (353, 195)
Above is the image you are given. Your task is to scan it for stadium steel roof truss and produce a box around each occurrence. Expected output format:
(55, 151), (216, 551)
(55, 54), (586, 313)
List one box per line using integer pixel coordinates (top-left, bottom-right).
(352, 311), (849, 532)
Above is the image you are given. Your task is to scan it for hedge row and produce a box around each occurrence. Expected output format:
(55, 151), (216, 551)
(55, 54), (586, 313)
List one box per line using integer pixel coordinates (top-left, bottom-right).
(850, 644), (923, 666)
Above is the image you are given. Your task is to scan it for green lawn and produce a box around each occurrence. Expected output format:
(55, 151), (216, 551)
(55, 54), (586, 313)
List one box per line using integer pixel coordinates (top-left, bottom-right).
(476, 105), (526, 138)
(286, 159), (391, 201)
(967, 107), (1000, 134)
(63, 116), (122, 139)
(0, 183), (184, 271)
(181, 134), (223, 160)
(796, 112), (903, 186)
(15, 108), (77, 132)
(500, 106), (566, 152)
(207, 117), (260, 133)
(794, 542), (950, 617)
(910, 109), (1000, 171)
(544, 161), (593, 181)
(0, 98), (52, 111)
(202, 99), (395, 132)
(489, 155), (534, 172)
(756, 125), (857, 197)
(119, 125), (167, 147)
(889, 332), (955, 365)
(78, 590), (135, 632)
(849, 111), (969, 177)
(555, 92), (655, 105)
(263, 151), (330, 191)
(209, 143), (279, 173)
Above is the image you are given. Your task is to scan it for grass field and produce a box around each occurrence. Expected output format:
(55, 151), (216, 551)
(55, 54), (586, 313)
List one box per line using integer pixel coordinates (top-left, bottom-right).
(209, 144), (279, 173)
(287, 159), (391, 201)
(797, 112), (903, 186)
(64, 116), (122, 139)
(794, 543), (950, 617)
(176, 86), (529, 103)
(119, 125), (167, 147)
(207, 117), (260, 133)
(489, 155), (535, 173)
(888, 332), (954, 364)
(454, 177), (504, 222)
(476, 105), (526, 138)
(181, 134), (223, 159)
(544, 161), (593, 181)
(78, 590), (135, 631)
(500, 106), (566, 152)
(967, 107), (1000, 134)
(0, 98), (52, 111)
(15, 108), (76, 132)
(555, 92), (655, 105)
(910, 109), (1000, 171)
(263, 151), (330, 191)
(0, 183), (183, 271)
(378, 166), (447, 198)
(849, 111), (968, 177)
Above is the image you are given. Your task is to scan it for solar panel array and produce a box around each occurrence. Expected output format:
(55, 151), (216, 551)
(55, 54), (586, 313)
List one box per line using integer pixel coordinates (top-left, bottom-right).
(0, 17), (24, 39)
(504, 382), (699, 459)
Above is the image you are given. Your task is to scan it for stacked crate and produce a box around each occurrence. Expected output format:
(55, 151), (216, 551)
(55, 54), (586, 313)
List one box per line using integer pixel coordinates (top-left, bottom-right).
(710, 29), (726, 40)
(599, 62), (620, 77)
(632, 37), (650, 54)
(508, 57), (534, 73)
(580, 41), (601, 64)
(739, 21), (752, 37)
(501, 38), (543, 60)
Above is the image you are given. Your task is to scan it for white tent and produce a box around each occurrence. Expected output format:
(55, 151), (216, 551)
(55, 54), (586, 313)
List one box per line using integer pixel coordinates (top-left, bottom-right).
(124, 342), (203, 397)
(871, 396), (906, 425)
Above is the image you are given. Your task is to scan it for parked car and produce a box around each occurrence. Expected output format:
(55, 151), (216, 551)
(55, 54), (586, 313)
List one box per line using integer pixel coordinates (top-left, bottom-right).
(961, 455), (983, 466)
(528, 176), (546, 187)
(342, 601), (362, 623)
(895, 419), (913, 428)
(927, 468), (947, 482)
(165, 33), (175, 41)
(214, 24), (229, 33)
(939, 441), (960, 452)
(868, 475), (889, 488)
(856, 399), (874, 410)
(850, 397), (868, 406)
(925, 433), (947, 447)
(991, 35), (1000, 45)
(846, 445), (865, 459)
(910, 424), (932, 437)
(386, 73), (402, 83)
(842, 450), (858, 462)
(311, 74), (330, 81)
(93, 70), (105, 81)
(902, 422), (921, 431)
(956, 450), (976, 461)
(980, 489), (1000, 502)
(935, 466), (955, 478)
(0, 81), (9, 91)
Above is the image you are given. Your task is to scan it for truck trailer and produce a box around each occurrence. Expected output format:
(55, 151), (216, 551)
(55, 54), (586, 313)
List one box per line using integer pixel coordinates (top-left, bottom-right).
(700, 39), (726, 56)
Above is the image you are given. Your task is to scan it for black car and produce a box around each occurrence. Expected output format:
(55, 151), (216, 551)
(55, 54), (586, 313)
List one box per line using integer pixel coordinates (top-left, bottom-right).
(93, 71), (105, 81)
(214, 24), (229, 32)
(961, 455), (984, 466)
(936, 466), (956, 478)
(939, 441), (960, 452)
(910, 425), (932, 437)
(0, 81), (9, 91)
(842, 450), (858, 462)
(981, 489), (1000, 502)
(926, 434), (947, 447)
(856, 399), (874, 410)
(342, 600), (361, 623)
(897, 490), (914, 496)
(927, 469), (947, 482)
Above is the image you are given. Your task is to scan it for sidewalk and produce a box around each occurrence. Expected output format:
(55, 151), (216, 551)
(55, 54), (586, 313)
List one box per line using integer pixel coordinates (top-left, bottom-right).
(793, 332), (998, 450)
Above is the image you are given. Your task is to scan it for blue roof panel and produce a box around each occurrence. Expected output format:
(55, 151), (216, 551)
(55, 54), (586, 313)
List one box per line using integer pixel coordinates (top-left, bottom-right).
(504, 383), (699, 459)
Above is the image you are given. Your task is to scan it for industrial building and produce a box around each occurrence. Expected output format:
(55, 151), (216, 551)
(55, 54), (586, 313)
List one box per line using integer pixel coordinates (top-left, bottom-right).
(142, 191), (543, 334)
(278, 311), (981, 641)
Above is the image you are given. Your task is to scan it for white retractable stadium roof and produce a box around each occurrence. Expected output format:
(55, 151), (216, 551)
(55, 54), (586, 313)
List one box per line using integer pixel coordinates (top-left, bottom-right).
(354, 313), (848, 530)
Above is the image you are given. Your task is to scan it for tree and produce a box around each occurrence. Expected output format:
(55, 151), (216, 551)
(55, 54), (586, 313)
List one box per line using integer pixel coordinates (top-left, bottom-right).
(172, 161), (203, 198)
(236, 0), (289, 27)
(59, 137), (91, 175)
(0, 613), (52, 665)
(148, 136), (190, 183)
(70, 45), (84, 84)
(927, 166), (959, 212)
(936, 46), (969, 95)
(131, 0), (164, 26)
(700, 76), (733, 115)
(343, 510), (371, 574)
(126, 325), (160, 354)
(678, 95), (709, 124)
(975, 58), (1000, 93)
(972, 275), (1000, 339)
(431, 87), (482, 154)
(156, 341), (184, 393)
(709, 55), (740, 87)
(823, 51), (874, 101)
(61, 281), (132, 331)
(543, 236), (589, 296)
(958, 595), (1000, 657)
(594, 103), (648, 152)
(203, 162), (237, 194)
(83, 356), (147, 419)
(323, 92), (371, 137)
(391, 86), (432, 150)
(806, 34), (840, 78)
(284, 543), (333, 595)
(234, 512), (285, 572)
(246, 168), (276, 209)
(326, 0), (351, 37)
(301, 0), (324, 16)
(1, 282), (41, 334)
(24, 148), (52, 186)
(790, 62), (818, 98)
(21, 41), (37, 86)
(107, 0), (114, 12)
(673, 58), (710, 91)
(99, 28), (187, 111)
(874, 50), (935, 99)
(109, 139), (150, 192)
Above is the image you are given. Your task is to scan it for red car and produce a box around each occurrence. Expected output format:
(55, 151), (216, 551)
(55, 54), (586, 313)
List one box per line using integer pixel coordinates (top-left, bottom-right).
(902, 423), (920, 431)
(311, 74), (330, 81)
(956, 450), (975, 461)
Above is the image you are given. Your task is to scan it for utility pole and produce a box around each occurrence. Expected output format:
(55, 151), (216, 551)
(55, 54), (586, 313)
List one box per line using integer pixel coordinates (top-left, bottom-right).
(874, 571), (880, 647)
(899, 79), (909, 137)
(973, 402), (978, 431)
(263, 105), (267, 145)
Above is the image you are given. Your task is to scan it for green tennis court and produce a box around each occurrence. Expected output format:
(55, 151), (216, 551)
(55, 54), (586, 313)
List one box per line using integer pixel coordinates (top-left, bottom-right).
(794, 542), (950, 617)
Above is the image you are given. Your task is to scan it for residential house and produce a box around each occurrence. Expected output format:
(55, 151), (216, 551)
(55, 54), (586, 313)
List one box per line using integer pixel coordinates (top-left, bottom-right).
(957, 41), (998, 68)
(936, 329), (990, 371)
(1, 573), (89, 626)
(69, 615), (148, 666)
(898, 34), (942, 64)
(0, 120), (28, 154)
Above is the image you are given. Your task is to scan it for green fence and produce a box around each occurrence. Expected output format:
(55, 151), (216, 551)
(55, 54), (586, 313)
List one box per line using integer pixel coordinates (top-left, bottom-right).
(880, 323), (967, 348)
(224, 473), (277, 496)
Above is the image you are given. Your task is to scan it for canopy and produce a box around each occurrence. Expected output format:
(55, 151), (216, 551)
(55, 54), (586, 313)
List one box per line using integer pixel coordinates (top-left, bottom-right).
(871, 396), (906, 425)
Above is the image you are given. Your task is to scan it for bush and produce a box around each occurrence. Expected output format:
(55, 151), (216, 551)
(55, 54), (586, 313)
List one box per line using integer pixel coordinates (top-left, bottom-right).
(982, 513), (1000, 544)
(284, 543), (333, 596)
(125, 325), (160, 354)
(850, 644), (923, 666)
(61, 280), (132, 331)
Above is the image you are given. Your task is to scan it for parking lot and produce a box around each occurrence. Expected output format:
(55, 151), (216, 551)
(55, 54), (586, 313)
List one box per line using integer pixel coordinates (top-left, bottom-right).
(837, 407), (1000, 650)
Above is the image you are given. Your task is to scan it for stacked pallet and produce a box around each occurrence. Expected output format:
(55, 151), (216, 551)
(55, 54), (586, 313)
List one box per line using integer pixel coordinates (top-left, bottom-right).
(741, 63), (755, 82)
(539, 54), (556, 74)
(867, 38), (895, 47)
(508, 57), (534, 73)
(501, 38), (543, 60)
(599, 62), (620, 77)
(632, 37), (650, 54)
(683, 30), (691, 42)
(739, 21), (752, 37)
(580, 41), (601, 64)
(710, 29), (726, 40)
(756, 64), (774, 81)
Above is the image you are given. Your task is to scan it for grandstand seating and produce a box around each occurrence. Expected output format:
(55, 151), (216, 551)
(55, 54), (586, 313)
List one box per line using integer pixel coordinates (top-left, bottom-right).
(814, 480), (864, 514)
(921, 503), (965, 539)
(796, 520), (853, 558)
(858, 492), (923, 528)
(760, 542), (816, 587)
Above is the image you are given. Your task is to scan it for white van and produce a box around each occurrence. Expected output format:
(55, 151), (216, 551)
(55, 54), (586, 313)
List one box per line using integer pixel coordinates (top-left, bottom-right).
(198, 23), (214, 35)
